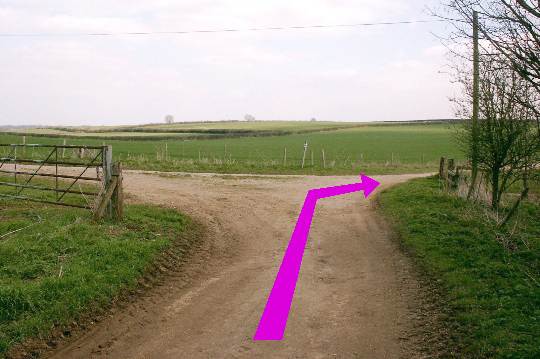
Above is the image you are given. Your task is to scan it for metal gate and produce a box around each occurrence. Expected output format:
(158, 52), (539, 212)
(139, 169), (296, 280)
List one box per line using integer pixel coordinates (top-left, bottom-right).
(0, 143), (122, 219)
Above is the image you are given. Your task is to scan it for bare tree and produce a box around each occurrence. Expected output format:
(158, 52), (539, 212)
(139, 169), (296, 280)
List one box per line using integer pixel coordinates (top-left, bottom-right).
(441, 0), (540, 121)
(455, 56), (539, 220)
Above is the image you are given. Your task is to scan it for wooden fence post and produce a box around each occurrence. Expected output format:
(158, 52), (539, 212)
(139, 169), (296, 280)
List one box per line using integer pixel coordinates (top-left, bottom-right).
(13, 146), (17, 183)
(448, 158), (455, 172)
(322, 149), (326, 169)
(301, 141), (308, 169)
(447, 159), (455, 189)
(439, 157), (446, 179)
(451, 165), (461, 191)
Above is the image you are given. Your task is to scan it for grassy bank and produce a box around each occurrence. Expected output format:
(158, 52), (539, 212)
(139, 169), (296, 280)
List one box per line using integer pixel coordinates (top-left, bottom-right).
(0, 199), (198, 356)
(378, 177), (539, 358)
(0, 124), (462, 175)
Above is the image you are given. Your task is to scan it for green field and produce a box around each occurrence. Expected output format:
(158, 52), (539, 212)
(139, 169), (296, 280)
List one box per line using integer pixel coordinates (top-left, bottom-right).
(23, 120), (364, 135)
(3, 128), (219, 140)
(379, 177), (540, 358)
(6, 121), (365, 140)
(136, 120), (363, 132)
(0, 123), (463, 175)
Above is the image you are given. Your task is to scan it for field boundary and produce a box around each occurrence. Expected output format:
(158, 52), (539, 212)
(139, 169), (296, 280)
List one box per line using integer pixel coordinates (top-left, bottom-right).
(0, 123), (463, 176)
(0, 124), (367, 141)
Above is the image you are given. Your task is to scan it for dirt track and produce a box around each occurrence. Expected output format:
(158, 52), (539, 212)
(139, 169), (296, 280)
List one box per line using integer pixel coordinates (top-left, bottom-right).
(48, 171), (430, 359)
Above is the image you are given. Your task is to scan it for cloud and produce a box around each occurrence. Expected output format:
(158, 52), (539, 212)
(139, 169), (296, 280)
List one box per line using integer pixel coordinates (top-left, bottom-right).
(0, 0), (455, 125)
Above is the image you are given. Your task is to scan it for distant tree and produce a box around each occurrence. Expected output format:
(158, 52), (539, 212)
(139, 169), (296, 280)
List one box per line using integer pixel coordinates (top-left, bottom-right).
(310, 118), (317, 122)
(244, 114), (256, 122)
(165, 115), (174, 124)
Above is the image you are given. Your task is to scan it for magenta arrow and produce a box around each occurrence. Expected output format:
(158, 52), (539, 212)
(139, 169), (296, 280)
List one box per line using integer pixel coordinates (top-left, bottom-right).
(253, 173), (380, 341)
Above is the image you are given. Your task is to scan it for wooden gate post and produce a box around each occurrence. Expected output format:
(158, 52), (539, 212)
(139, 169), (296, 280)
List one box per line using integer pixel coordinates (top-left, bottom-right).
(94, 145), (116, 220)
(93, 173), (118, 221)
(94, 161), (123, 221)
(112, 162), (124, 220)
(103, 145), (113, 218)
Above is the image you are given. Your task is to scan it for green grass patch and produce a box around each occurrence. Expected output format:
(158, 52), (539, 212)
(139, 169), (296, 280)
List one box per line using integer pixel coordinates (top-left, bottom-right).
(0, 198), (195, 356)
(0, 123), (462, 175)
(378, 177), (540, 358)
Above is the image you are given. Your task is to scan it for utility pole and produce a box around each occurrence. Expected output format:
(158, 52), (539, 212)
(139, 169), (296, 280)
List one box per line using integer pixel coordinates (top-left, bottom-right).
(467, 10), (480, 200)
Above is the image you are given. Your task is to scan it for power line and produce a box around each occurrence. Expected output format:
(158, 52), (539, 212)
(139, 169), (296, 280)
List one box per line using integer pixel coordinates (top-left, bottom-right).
(0, 19), (447, 37)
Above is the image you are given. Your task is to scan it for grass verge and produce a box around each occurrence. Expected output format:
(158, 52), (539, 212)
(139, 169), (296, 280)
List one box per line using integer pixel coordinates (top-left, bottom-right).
(0, 199), (199, 357)
(378, 177), (539, 358)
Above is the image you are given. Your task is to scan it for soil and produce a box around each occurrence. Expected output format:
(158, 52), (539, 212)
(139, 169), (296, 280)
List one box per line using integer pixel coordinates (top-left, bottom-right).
(44, 171), (434, 358)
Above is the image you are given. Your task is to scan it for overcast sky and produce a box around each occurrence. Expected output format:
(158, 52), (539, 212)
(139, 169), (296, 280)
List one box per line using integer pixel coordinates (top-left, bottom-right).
(0, 0), (457, 126)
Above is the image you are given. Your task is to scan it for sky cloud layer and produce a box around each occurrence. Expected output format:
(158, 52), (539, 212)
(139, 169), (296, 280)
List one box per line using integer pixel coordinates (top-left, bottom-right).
(0, 0), (457, 125)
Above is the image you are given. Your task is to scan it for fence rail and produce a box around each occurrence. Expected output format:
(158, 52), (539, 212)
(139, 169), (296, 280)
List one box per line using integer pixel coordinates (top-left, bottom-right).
(0, 143), (105, 150)
(0, 143), (122, 219)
